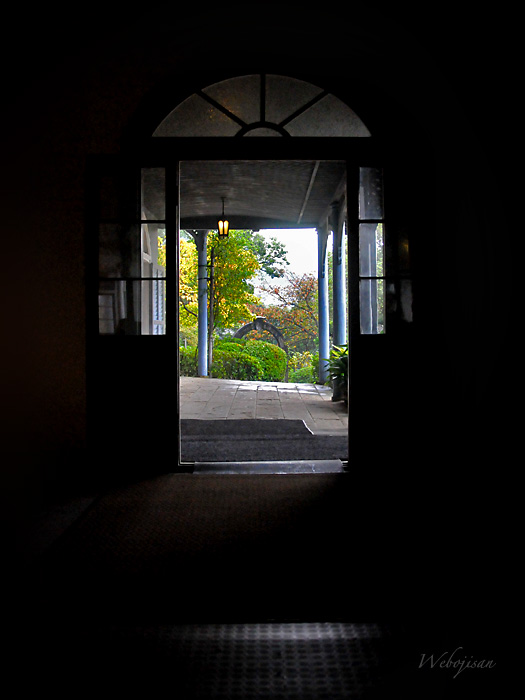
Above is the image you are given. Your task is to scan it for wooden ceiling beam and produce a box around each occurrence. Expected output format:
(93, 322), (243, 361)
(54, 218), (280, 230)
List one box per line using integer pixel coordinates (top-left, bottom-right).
(297, 160), (320, 225)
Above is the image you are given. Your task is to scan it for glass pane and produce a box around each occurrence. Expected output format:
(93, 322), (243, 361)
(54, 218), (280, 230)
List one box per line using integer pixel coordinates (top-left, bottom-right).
(399, 279), (413, 323)
(141, 168), (165, 220)
(359, 223), (384, 276)
(265, 74), (324, 125)
(99, 280), (123, 334)
(156, 226), (167, 270)
(359, 279), (385, 334)
(99, 277), (166, 336)
(359, 167), (384, 219)
(153, 274), (167, 335)
(285, 94), (371, 137)
(98, 279), (141, 334)
(203, 75), (260, 124)
(141, 224), (166, 270)
(398, 232), (410, 273)
(386, 279), (413, 327)
(141, 278), (166, 335)
(139, 224), (166, 335)
(244, 127), (283, 137)
(385, 228), (410, 275)
(99, 223), (141, 278)
(153, 93), (240, 137)
(99, 172), (120, 220)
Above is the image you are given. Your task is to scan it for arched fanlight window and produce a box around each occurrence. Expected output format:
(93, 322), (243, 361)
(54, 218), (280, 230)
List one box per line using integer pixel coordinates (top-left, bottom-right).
(153, 74), (371, 137)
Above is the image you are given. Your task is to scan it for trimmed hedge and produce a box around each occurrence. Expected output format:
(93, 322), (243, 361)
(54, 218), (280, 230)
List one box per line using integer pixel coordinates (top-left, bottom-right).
(210, 347), (263, 381)
(180, 337), (288, 382)
(214, 340), (246, 354)
(243, 339), (287, 382)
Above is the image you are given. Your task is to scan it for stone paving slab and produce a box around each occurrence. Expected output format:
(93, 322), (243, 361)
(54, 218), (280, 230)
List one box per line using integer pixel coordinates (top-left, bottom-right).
(179, 377), (348, 435)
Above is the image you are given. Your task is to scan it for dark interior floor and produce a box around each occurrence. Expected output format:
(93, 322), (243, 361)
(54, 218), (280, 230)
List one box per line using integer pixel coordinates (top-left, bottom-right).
(39, 621), (406, 698)
(9, 469), (501, 699)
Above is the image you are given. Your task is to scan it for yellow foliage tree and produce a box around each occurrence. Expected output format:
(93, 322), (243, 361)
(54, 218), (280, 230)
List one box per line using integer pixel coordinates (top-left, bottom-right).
(179, 231), (261, 342)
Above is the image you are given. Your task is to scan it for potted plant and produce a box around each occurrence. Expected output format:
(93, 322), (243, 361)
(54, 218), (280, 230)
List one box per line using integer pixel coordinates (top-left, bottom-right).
(326, 344), (348, 404)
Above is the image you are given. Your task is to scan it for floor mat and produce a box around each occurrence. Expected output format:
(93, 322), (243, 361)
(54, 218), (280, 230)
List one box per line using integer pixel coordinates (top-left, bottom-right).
(181, 419), (348, 461)
(181, 418), (313, 437)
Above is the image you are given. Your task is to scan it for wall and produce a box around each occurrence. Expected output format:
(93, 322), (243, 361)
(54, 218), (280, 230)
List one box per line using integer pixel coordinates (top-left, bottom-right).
(0, 4), (514, 502)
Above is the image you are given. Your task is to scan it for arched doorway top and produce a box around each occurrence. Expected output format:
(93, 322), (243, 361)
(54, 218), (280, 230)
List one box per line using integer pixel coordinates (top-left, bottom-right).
(233, 317), (288, 353)
(153, 73), (371, 138)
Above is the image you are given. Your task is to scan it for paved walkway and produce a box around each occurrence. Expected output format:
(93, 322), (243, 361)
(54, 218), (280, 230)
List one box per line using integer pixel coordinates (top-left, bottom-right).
(180, 376), (348, 435)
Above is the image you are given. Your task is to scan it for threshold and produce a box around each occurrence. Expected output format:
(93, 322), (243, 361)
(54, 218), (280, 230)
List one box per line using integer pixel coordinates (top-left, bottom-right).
(193, 460), (345, 474)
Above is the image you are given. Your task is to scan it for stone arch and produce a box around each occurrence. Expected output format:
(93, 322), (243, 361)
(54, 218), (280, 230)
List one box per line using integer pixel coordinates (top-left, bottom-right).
(233, 317), (288, 353)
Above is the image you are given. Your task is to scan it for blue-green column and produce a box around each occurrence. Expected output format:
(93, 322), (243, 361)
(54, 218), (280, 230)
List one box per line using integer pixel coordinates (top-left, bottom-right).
(317, 224), (330, 384)
(331, 204), (347, 346)
(190, 230), (209, 376)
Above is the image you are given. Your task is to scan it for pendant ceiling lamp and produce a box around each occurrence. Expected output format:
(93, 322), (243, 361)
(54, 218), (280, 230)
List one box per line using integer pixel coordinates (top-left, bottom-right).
(217, 197), (229, 239)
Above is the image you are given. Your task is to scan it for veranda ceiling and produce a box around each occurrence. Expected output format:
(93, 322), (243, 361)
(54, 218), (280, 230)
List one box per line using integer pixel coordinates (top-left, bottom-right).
(179, 160), (346, 231)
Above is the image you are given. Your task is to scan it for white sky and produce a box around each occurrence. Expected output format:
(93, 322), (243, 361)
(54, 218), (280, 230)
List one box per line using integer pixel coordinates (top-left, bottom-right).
(255, 228), (330, 304)
(259, 228), (320, 276)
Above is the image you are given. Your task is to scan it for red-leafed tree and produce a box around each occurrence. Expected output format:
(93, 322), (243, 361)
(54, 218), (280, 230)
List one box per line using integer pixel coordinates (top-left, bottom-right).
(249, 271), (318, 353)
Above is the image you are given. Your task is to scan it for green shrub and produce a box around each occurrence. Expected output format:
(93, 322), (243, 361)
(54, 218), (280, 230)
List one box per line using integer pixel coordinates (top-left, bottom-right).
(210, 348), (264, 381)
(288, 350), (313, 371)
(183, 338), (288, 382)
(325, 344), (348, 385)
(179, 345), (199, 376)
(288, 366), (316, 384)
(311, 351), (320, 383)
(243, 339), (287, 382)
(214, 340), (246, 354)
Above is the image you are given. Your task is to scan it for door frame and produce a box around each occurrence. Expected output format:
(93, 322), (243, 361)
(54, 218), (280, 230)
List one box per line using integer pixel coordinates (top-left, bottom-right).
(88, 136), (386, 472)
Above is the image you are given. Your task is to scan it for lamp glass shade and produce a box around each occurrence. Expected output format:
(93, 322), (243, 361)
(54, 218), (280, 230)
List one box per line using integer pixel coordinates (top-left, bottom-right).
(218, 219), (229, 238)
